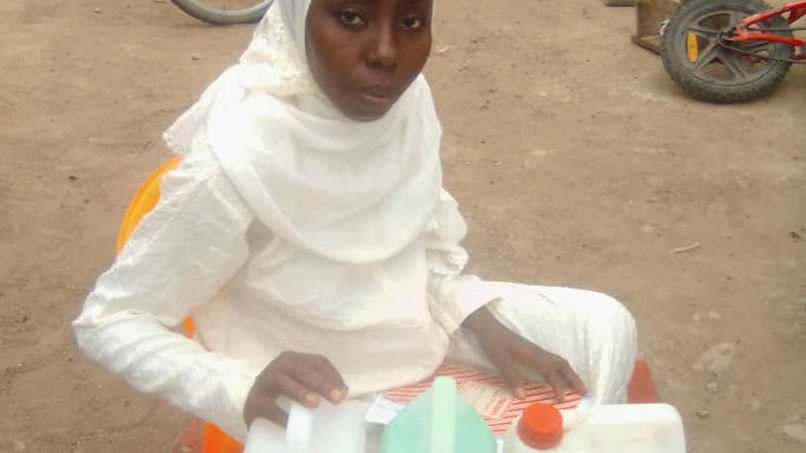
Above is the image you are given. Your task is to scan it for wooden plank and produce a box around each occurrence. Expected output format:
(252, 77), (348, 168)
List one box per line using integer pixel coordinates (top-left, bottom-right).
(605, 0), (637, 6)
(632, 34), (663, 54)
(636, 0), (681, 38)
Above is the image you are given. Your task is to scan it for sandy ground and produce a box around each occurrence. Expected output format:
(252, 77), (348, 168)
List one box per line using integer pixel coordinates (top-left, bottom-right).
(1, 0), (805, 452)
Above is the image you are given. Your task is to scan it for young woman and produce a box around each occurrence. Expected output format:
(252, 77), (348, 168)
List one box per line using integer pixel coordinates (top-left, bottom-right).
(73, 0), (637, 442)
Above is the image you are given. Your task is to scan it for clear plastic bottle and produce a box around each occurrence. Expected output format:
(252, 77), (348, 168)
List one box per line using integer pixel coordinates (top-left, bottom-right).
(503, 401), (686, 453)
(243, 399), (366, 453)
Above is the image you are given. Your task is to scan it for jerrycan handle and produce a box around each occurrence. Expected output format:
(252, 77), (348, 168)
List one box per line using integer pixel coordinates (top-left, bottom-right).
(430, 377), (457, 453)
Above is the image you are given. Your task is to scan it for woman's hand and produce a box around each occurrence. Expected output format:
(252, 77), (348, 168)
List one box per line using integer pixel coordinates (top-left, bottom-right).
(243, 351), (348, 427)
(463, 306), (587, 402)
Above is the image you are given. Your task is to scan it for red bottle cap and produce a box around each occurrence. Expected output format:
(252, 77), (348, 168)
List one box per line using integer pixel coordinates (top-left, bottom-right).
(517, 403), (563, 450)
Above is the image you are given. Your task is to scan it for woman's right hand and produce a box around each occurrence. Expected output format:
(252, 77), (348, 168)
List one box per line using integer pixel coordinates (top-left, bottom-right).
(243, 351), (348, 428)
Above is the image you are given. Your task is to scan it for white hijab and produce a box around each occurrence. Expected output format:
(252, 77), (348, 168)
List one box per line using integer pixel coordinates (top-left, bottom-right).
(164, 0), (443, 263)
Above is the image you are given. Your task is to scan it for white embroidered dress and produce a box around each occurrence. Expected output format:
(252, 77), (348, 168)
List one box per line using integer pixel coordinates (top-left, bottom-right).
(72, 140), (637, 440)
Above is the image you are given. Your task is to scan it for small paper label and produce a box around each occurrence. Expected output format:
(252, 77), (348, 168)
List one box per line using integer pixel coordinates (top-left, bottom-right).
(364, 394), (404, 425)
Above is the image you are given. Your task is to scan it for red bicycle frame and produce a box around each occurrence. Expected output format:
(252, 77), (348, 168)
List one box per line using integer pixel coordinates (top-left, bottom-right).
(727, 1), (806, 60)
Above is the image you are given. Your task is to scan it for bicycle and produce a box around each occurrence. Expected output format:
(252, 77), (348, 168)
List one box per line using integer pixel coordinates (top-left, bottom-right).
(661, 0), (806, 102)
(169, 0), (273, 25)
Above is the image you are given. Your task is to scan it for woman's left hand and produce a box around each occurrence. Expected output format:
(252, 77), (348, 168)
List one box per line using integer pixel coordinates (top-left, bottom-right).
(462, 305), (587, 402)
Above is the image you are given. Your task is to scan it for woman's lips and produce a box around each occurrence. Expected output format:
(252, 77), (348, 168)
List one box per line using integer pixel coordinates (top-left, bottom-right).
(357, 87), (398, 113)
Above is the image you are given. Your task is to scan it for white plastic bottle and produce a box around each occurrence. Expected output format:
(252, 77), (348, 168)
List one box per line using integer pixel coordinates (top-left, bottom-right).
(503, 400), (686, 453)
(243, 400), (366, 453)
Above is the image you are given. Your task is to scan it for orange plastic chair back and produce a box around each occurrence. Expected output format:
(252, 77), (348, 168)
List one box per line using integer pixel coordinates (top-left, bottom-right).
(203, 424), (244, 453)
(626, 360), (658, 404)
(116, 157), (182, 254)
(116, 156), (243, 453)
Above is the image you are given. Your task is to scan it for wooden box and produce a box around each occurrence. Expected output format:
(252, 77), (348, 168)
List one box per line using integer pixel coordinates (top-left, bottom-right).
(632, 0), (691, 53)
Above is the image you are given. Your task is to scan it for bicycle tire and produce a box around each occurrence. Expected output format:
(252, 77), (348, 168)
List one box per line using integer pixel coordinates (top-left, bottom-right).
(169, 0), (273, 25)
(660, 0), (793, 103)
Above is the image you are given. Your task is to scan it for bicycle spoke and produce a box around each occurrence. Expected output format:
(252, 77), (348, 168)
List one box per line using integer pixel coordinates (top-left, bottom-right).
(719, 51), (751, 79)
(692, 41), (720, 70)
(687, 25), (721, 37)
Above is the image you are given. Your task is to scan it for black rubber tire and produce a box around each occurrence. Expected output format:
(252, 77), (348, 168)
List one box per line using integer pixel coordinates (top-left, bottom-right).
(169, 0), (273, 25)
(660, 0), (793, 103)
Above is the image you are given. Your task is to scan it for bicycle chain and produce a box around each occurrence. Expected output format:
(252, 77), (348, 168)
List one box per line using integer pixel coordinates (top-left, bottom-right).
(718, 41), (806, 64)
(717, 27), (806, 65)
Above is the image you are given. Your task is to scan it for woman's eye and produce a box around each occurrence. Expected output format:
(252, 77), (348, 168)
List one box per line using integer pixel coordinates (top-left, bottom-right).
(340, 11), (365, 26)
(402, 17), (423, 29)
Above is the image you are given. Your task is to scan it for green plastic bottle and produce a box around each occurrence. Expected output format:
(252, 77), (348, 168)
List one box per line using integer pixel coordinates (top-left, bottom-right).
(380, 377), (497, 453)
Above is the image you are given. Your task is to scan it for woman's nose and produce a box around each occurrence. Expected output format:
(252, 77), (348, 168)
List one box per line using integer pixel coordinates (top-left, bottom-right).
(366, 24), (398, 68)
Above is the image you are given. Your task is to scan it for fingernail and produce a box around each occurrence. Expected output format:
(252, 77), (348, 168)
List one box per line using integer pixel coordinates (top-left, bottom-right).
(305, 393), (319, 407)
(330, 389), (344, 402)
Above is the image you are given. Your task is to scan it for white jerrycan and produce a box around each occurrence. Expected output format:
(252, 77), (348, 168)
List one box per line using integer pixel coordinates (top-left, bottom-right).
(503, 396), (686, 453)
(243, 400), (366, 453)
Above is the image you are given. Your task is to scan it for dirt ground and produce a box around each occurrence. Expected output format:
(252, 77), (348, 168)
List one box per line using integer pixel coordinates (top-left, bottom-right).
(1, 0), (804, 452)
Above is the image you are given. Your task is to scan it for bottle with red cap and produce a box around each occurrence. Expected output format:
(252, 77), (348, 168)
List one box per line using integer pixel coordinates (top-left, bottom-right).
(503, 399), (687, 453)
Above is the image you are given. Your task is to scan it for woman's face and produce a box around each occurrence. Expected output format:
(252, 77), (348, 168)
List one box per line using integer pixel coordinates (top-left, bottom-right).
(305, 0), (433, 121)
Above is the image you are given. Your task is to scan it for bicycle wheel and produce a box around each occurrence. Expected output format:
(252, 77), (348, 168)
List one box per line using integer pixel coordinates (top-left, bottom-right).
(660, 0), (793, 103)
(169, 0), (273, 25)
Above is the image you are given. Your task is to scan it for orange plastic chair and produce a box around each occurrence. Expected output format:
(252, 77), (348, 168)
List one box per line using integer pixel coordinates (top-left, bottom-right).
(117, 156), (243, 453)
